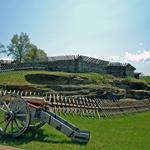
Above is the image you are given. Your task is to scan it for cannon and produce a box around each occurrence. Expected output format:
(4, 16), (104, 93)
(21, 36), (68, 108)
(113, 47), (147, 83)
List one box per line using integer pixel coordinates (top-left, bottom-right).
(0, 94), (90, 144)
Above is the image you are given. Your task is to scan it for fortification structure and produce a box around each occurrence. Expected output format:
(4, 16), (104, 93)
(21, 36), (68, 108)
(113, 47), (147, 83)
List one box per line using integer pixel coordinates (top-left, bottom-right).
(0, 55), (137, 78)
(45, 55), (136, 77)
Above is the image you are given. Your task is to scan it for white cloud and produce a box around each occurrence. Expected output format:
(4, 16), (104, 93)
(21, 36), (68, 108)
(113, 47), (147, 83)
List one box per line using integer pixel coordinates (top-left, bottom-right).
(137, 50), (141, 53)
(0, 57), (13, 61)
(0, 57), (13, 63)
(125, 50), (150, 62)
(107, 56), (119, 62)
(145, 73), (150, 76)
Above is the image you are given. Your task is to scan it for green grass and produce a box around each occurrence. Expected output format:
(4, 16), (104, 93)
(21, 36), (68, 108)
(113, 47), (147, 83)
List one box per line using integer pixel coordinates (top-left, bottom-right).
(0, 70), (150, 86)
(141, 76), (150, 83)
(124, 76), (140, 82)
(0, 70), (116, 86)
(0, 70), (74, 85)
(0, 112), (150, 150)
(78, 73), (115, 84)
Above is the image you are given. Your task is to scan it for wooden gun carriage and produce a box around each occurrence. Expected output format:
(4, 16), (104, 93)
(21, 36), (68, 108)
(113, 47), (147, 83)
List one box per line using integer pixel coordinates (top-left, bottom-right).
(0, 94), (90, 144)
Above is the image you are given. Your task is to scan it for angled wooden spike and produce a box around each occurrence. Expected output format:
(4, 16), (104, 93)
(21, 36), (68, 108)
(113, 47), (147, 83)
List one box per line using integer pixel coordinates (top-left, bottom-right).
(20, 91), (24, 96)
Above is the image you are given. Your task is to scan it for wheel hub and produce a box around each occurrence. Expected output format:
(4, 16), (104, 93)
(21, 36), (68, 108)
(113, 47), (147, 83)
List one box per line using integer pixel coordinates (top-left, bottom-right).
(6, 111), (15, 121)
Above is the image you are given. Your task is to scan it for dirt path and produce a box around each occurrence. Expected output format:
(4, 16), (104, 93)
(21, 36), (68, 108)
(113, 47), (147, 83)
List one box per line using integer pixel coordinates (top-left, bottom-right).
(0, 145), (22, 150)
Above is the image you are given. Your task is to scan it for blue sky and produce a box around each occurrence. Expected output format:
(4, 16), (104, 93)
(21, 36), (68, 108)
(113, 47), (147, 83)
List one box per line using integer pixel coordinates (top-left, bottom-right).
(0, 0), (150, 74)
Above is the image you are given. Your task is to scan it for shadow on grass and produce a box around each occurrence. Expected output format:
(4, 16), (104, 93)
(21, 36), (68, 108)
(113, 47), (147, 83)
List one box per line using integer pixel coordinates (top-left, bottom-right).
(0, 128), (82, 146)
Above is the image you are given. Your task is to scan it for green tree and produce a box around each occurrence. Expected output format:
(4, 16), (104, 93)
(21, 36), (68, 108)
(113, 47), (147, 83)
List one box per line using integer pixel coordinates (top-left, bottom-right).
(0, 43), (6, 54)
(24, 44), (47, 62)
(7, 32), (30, 63)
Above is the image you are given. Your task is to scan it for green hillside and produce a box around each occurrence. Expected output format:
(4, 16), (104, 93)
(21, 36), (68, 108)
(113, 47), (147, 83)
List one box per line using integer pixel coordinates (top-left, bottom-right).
(0, 70), (149, 97)
(0, 70), (116, 86)
(141, 76), (150, 83)
(0, 70), (148, 86)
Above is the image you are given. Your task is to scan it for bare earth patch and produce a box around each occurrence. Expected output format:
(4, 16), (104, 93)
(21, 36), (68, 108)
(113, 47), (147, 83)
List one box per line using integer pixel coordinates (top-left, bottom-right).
(0, 145), (22, 150)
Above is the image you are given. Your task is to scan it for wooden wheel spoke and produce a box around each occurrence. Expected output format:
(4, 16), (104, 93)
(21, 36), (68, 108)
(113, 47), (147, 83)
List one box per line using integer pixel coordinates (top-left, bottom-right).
(11, 120), (14, 132)
(3, 101), (10, 111)
(14, 119), (22, 130)
(0, 107), (7, 113)
(15, 113), (27, 117)
(15, 105), (24, 113)
(3, 120), (11, 133)
(13, 101), (19, 111)
(16, 118), (26, 127)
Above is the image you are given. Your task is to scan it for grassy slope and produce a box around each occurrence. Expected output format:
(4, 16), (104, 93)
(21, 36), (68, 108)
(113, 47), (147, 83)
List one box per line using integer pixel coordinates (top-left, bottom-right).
(1, 70), (148, 86)
(0, 71), (73, 85)
(141, 76), (150, 83)
(0, 70), (116, 86)
(0, 112), (150, 150)
(0, 70), (146, 85)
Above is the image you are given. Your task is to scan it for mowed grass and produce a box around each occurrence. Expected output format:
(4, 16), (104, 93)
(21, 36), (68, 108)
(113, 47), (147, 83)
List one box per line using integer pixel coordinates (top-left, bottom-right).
(0, 112), (150, 150)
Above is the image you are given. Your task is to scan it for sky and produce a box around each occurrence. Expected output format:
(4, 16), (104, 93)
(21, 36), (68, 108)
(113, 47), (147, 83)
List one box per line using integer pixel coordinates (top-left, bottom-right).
(0, 0), (150, 75)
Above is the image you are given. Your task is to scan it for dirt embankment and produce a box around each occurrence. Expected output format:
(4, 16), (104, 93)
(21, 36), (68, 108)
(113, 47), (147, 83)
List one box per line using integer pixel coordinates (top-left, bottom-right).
(1, 74), (150, 100)
(113, 80), (150, 99)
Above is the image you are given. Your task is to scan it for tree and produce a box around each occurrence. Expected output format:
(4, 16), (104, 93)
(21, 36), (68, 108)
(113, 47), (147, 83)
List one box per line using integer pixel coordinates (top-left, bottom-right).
(0, 43), (6, 54)
(24, 44), (47, 62)
(7, 32), (31, 63)
(1, 32), (48, 63)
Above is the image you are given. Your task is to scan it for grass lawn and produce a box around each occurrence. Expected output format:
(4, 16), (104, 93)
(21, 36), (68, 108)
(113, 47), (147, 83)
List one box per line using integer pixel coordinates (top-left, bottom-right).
(0, 112), (150, 150)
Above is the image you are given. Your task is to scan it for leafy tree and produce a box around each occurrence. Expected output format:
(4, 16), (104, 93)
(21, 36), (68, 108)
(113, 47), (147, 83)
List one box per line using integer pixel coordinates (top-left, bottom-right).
(1, 32), (48, 63)
(0, 43), (6, 54)
(7, 32), (30, 63)
(24, 44), (47, 62)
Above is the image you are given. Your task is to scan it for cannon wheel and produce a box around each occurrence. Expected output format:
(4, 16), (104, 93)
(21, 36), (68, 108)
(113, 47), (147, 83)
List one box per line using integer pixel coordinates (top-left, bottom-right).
(0, 94), (31, 137)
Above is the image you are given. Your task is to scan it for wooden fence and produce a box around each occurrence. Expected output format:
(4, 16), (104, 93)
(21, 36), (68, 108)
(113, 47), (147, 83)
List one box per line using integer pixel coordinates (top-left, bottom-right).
(0, 89), (150, 118)
(0, 55), (136, 78)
